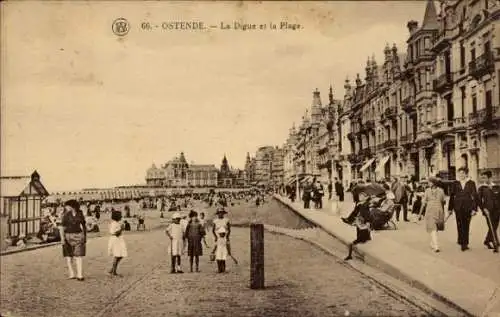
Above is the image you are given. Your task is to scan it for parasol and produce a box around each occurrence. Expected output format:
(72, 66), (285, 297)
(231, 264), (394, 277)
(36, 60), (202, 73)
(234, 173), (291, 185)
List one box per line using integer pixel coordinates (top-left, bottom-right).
(358, 183), (386, 196)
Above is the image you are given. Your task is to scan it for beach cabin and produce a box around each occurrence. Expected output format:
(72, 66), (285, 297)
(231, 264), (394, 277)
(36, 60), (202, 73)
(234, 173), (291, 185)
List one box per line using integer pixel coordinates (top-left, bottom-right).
(0, 171), (49, 238)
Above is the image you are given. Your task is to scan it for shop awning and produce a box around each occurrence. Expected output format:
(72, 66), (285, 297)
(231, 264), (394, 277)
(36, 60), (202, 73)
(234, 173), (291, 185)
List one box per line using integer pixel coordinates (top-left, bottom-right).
(360, 158), (375, 172)
(301, 175), (314, 184)
(375, 155), (391, 172)
(287, 176), (297, 185)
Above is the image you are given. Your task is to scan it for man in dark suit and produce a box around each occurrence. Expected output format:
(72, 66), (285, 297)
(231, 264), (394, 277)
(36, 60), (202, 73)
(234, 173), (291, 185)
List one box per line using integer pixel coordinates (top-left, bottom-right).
(334, 178), (345, 202)
(448, 167), (479, 251)
(478, 170), (499, 253)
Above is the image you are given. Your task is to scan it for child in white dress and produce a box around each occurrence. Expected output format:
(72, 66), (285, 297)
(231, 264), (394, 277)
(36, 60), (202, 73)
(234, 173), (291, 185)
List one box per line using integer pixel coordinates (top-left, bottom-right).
(108, 210), (128, 276)
(166, 212), (184, 274)
(212, 227), (228, 273)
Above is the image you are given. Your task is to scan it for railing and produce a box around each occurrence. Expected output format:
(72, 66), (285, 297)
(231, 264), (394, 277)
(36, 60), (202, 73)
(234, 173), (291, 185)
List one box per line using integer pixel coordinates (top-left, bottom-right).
(359, 147), (373, 158)
(400, 133), (414, 146)
(384, 106), (397, 119)
(432, 119), (454, 136)
(417, 127), (432, 141)
(433, 73), (453, 93)
(364, 119), (375, 130)
(453, 116), (468, 129)
(376, 143), (385, 151)
(384, 139), (398, 149)
(469, 51), (494, 78)
(432, 29), (452, 51)
(469, 107), (499, 126)
(402, 95), (415, 113)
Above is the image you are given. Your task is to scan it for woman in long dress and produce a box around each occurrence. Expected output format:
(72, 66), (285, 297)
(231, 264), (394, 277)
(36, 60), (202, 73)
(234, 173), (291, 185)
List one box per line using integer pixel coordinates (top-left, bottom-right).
(420, 177), (446, 252)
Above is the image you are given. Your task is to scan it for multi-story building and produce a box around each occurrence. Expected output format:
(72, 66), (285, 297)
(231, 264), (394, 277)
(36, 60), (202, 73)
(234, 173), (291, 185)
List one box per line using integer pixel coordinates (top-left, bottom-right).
(281, 0), (499, 186)
(432, 0), (500, 181)
(315, 86), (342, 184)
(244, 152), (256, 185)
(145, 152), (218, 187)
(270, 146), (284, 187)
(283, 124), (298, 184)
(254, 146), (275, 185)
(339, 78), (354, 187)
(343, 0), (439, 183)
(218, 154), (247, 188)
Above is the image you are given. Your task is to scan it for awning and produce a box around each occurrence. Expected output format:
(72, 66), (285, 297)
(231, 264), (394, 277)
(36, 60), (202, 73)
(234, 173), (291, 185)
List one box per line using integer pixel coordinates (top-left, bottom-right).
(287, 176), (296, 185)
(360, 158), (375, 172)
(375, 155), (391, 172)
(300, 176), (310, 184)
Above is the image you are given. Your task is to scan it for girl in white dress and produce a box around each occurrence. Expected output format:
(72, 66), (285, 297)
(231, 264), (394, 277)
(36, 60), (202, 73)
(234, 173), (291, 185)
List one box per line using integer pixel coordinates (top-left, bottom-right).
(166, 212), (184, 273)
(212, 227), (228, 273)
(108, 210), (128, 276)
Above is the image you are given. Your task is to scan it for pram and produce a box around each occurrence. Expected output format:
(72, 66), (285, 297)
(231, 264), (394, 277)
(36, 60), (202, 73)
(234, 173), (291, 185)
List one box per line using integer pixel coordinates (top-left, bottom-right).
(369, 204), (398, 231)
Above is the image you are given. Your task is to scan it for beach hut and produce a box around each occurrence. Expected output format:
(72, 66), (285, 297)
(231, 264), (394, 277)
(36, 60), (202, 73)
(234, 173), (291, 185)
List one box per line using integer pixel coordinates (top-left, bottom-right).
(0, 171), (49, 238)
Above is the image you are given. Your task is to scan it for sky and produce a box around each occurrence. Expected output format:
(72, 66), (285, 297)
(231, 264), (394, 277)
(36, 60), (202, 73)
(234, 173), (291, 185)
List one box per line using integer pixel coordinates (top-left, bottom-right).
(1, 1), (435, 191)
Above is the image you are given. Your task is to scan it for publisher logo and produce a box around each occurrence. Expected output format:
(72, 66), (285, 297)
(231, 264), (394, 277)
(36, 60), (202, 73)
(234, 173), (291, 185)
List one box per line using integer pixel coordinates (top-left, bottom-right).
(112, 18), (130, 36)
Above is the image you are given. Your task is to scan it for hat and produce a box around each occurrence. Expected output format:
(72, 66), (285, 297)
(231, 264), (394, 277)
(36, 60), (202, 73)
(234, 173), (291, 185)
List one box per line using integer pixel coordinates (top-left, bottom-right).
(64, 199), (80, 211)
(428, 176), (441, 185)
(216, 226), (226, 234)
(216, 207), (227, 214)
(172, 212), (181, 219)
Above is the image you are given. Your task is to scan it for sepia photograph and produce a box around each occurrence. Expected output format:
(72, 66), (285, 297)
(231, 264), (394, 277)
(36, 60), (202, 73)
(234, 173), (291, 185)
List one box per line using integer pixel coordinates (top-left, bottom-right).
(1, 0), (499, 316)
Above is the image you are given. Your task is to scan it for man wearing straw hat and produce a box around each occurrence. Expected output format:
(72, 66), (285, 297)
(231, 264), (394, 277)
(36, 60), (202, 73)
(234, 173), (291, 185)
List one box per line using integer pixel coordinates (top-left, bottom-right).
(478, 170), (499, 253)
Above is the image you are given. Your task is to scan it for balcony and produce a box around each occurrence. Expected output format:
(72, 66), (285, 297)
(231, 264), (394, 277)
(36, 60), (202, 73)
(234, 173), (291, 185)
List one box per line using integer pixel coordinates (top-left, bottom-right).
(433, 73), (453, 94)
(469, 52), (494, 79)
(364, 119), (375, 131)
(359, 147), (373, 158)
(384, 139), (398, 150)
(432, 119), (454, 137)
(416, 127), (433, 147)
(384, 106), (397, 120)
(347, 132), (356, 141)
(469, 107), (500, 127)
(402, 95), (415, 113)
(376, 143), (385, 152)
(453, 117), (468, 131)
(347, 153), (361, 164)
(415, 90), (434, 103)
(432, 29), (452, 52)
(400, 133), (414, 147)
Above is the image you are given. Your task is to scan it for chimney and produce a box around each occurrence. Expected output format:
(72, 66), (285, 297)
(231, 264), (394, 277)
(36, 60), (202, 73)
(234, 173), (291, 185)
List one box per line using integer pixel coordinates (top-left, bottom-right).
(407, 20), (419, 34)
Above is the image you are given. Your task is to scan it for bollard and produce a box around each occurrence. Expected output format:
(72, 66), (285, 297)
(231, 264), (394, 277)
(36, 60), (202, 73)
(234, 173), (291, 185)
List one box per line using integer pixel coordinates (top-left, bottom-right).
(250, 223), (265, 289)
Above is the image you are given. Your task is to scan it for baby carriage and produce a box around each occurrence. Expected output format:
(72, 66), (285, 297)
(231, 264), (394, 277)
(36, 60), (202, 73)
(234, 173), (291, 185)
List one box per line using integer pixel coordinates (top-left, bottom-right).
(369, 204), (398, 231)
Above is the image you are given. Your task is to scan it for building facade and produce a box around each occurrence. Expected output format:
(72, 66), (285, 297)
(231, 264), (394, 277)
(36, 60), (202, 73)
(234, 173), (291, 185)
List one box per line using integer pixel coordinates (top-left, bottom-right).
(280, 0), (499, 185)
(254, 146), (275, 185)
(432, 0), (500, 181)
(270, 146), (285, 187)
(145, 152), (218, 187)
(218, 154), (247, 187)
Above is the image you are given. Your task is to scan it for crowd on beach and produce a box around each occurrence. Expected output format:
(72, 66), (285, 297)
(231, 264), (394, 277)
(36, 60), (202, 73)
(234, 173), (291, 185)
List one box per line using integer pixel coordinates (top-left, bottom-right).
(52, 189), (269, 280)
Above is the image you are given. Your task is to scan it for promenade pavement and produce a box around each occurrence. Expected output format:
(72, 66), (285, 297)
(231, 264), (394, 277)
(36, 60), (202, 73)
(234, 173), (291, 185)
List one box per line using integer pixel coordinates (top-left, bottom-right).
(1, 225), (427, 316)
(274, 194), (500, 317)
